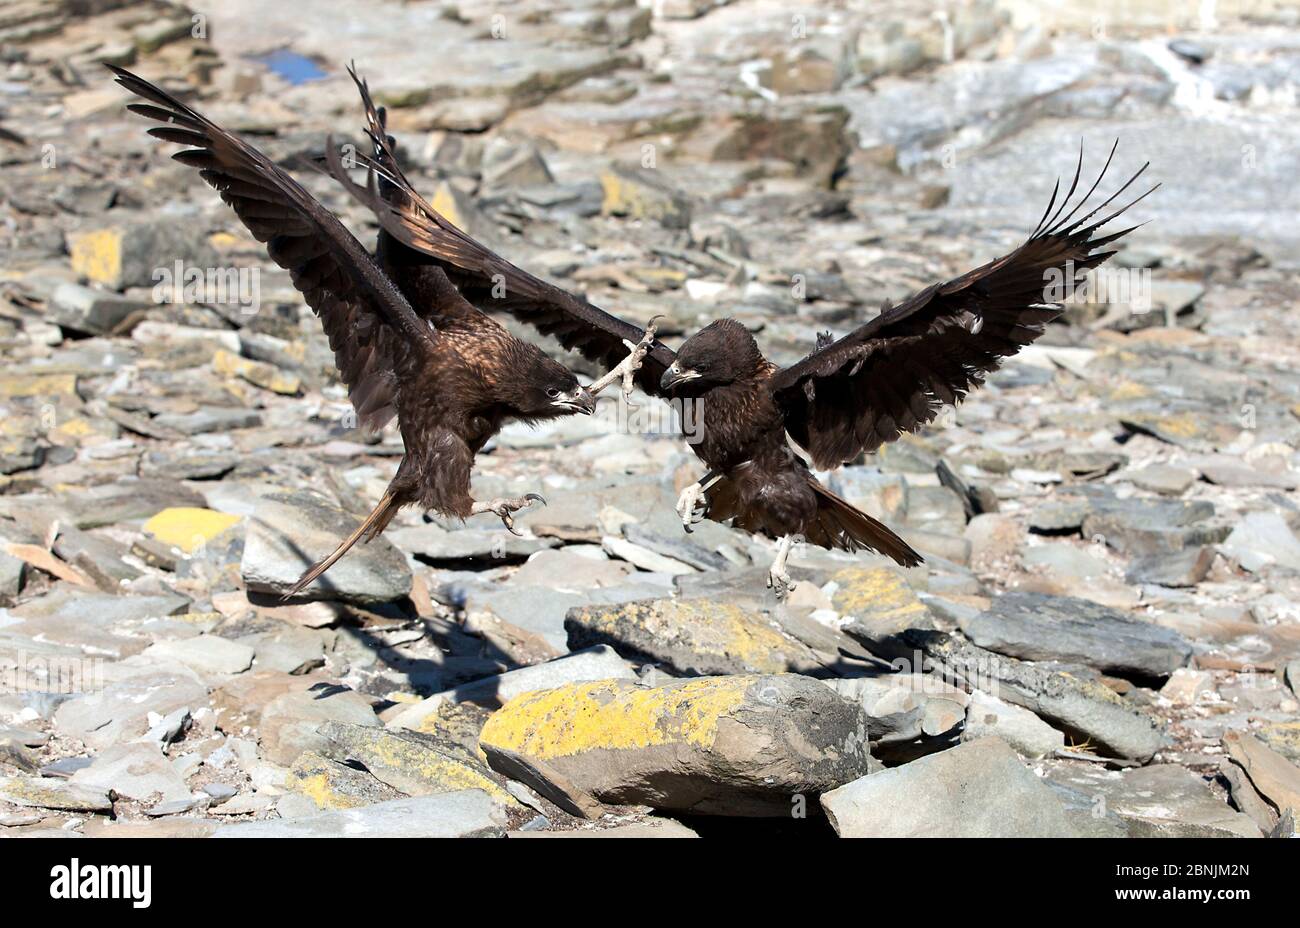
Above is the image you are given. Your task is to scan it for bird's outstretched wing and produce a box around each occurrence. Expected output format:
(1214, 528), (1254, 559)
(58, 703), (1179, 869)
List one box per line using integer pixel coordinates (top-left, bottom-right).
(323, 67), (676, 396)
(108, 65), (436, 432)
(770, 143), (1157, 469)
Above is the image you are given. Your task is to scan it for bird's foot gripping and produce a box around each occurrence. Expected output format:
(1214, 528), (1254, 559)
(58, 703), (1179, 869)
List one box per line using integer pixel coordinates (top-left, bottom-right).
(471, 493), (545, 536)
(675, 471), (720, 533)
(767, 568), (796, 601)
(766, 534), (798, 602)
(675, 481), (709, 532)
(587, 316), (661, 401)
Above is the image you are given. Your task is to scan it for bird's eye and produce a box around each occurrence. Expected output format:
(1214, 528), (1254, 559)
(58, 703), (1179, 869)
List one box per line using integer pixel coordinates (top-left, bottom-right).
(546, 387), (561, 398)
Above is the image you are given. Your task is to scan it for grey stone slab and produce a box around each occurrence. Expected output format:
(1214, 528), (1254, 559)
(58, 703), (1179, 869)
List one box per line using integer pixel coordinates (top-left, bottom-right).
(211, 790), (506, 838)
(821, 738), (1079, 837)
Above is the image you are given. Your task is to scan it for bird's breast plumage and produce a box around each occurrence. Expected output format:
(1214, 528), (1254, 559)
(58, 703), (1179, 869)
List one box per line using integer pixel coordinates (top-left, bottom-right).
(690, 376), (785, 472)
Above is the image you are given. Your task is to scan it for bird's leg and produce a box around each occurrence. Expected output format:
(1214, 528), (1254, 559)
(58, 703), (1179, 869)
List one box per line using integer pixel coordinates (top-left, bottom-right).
(587, 316), (661, 401)
(766, 534), (797, 601)
(470, 493), (546, 536)
(676, 470), (720, 533)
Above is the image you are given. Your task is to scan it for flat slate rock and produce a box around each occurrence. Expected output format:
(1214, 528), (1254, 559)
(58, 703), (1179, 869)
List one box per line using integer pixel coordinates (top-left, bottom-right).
(1219, 512), (1300, 572)
(385, 522), (557, 562)
(509, 548), (634, 590)
(565, 597), (826, 676)
(1044, 761), (1261, 838)
(388, 645), (638, 724)
(0, 775), (113, 812)
(963, 689), (1064, 759)
(1081, 498), (1225, 557)
(820, 737), (1079, 837)
(622, 522), (731, 571)
(258, 686), (381, 766)
(509, 819), (699, 838)
(69, 742), (191, 803)
(54, 669), (210, 751)
(9, 588), (192, 659)
(831, 566), (934, 658)
(825, 675), (966, 764)
(240, 489), (411, 605)
(318, 720), (513, 805)
(961, 591), (1192, 678)
(1223, 731), (1300, 817)
(285, 751), (405, 811)
(141, 635), (255, 675)
(902, 630), (1169, 762)
(1125, 546), (1215, 587)
(211, 790), (507, 838)
(1028, 498), (1091, 533)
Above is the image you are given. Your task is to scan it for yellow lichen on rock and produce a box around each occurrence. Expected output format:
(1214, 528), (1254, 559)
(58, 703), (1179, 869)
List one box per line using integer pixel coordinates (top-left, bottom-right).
(143, 507), (242, 553)
(48, 416), (118, 447)
(69, 227), (123, 286)
(364, 734), (510, 802)
(295, 772), (341, 808)
(1257, 721), (1300, 763)
(429, 182), (468, 232)
(0, 776), (110, 812)
(212, 348), (301, 395)
(1108, 380), (1151, 401)
(0, 373), (78, 398)
(287, 751), (401, 810)
(724, 613), (792, 666)
(598, 166), (691, 228)
(567, 598), (815, 674)
(207, 231), (243, 251)
(317, 722), (511, 804)
(1151, 413), (1201, 438)
(831, 566), (927, 624)
(290, 758), (364, 811)
(480, 676), (753, 760)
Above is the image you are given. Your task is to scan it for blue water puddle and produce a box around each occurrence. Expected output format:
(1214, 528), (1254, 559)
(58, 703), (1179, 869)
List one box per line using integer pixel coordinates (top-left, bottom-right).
(249, 50), (327, 85)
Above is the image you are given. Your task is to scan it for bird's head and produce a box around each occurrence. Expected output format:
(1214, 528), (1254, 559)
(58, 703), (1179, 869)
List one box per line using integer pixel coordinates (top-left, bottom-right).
(660, 318), (762, 393)
(513, 350), (595, 419)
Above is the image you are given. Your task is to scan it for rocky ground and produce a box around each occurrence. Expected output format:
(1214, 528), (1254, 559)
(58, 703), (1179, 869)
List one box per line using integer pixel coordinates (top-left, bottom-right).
(0, 0), (1298, 838)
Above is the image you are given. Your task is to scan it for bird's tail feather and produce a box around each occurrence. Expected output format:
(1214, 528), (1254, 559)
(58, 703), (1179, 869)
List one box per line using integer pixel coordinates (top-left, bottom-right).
(701, 475), (923, 568)
(282, 490), (402, 600)
(804, 481), (923, 567)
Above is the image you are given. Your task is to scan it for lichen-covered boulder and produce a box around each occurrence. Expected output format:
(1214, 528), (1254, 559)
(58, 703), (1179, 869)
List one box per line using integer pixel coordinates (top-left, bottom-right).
(479, 674), (874, 817)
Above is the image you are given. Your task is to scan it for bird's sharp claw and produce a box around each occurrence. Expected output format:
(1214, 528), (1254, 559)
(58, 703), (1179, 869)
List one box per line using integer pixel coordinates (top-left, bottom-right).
(675, 481), (709, 533)
(766, 570), (796, 601)
(474, 494), (545, 536)
(497, 507), (522, 536)
(588, 317), (661, 399)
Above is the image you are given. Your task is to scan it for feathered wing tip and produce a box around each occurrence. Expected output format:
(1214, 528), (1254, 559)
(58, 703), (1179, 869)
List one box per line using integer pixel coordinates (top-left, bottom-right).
(807, 481), (923, 567)
(340, 63), (406, 203)
(1030, 139), (1160, 245)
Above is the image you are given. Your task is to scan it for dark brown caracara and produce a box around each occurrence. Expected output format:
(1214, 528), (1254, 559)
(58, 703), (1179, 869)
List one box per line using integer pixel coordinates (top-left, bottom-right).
(323, 76), (1154, 598)
(108, 66), (654, 598)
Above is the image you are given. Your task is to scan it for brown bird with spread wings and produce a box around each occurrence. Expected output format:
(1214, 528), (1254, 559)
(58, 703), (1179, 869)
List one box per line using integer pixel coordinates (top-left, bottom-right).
(108, 66), (654, 598)
(325, 71), (1154, 599)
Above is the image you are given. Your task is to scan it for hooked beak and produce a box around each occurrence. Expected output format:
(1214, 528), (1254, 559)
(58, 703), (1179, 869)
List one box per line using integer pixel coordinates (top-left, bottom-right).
(552, 386), (596, 415)
(660, 363), (701, 392)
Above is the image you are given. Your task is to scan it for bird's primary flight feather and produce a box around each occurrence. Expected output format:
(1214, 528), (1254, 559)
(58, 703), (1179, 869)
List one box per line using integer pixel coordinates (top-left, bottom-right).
(320, 66), (677, 397)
